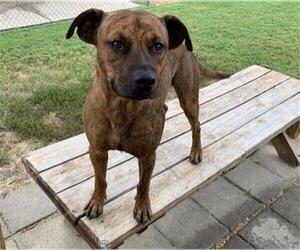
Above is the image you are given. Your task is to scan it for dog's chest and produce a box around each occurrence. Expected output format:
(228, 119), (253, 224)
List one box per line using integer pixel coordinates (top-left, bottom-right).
(107, 116), (145, 150)
(106, 105), (165, 156)
(107, 122), (124, 149)
(106, 107), (137, 147)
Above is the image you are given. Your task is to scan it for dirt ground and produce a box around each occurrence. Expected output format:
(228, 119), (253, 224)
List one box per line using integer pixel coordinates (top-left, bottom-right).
(0, 132), (33, 197)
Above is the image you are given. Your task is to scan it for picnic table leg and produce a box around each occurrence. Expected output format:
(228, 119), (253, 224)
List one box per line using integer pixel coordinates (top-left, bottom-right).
(286, 121), (300, 139)
(271, 132), (299, 167)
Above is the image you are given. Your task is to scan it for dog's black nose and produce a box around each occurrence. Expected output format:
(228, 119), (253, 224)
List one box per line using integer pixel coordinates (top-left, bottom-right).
(133, 67), (156, 88)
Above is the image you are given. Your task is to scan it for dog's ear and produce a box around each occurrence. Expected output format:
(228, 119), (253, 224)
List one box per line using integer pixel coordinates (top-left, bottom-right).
(162, 15), (193, 52)
(66, 9), (104, 45)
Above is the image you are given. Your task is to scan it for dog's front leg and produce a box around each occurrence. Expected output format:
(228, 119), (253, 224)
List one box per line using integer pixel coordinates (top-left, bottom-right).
(85, 147), (108, 219)
(134, 152), (156, 224)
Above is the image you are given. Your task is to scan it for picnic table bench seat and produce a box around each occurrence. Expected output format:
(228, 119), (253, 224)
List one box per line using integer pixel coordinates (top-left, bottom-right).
(23, 65), (300, 249)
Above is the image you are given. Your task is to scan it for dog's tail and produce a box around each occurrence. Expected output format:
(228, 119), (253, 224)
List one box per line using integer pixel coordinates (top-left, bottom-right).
(198, 63), (231, 79)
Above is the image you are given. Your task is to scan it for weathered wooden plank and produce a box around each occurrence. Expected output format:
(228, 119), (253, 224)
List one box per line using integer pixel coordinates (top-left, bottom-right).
(56, 78), (299, 221)
(39, 70), (288, 197)
(23, 133), (89, 175)
(198, 65), (270, 104)
(78, 94), (300, 249)
(271, 133), (299, 166)
(24, 65), (270, 174)
(167, 65), (270, 117)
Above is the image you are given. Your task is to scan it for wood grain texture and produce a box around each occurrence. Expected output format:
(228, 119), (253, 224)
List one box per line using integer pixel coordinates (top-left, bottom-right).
(271, 133), (299, 166)
(24, 65), (270, 174)
(38, 70), (288, 198)
(56, 77), (299, 221)
(78, 94), (300, 248)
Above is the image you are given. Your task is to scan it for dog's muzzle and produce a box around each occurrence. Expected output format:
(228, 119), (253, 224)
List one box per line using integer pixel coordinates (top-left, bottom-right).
(110, 67), (156, 100)
(132, 66), (156, 100)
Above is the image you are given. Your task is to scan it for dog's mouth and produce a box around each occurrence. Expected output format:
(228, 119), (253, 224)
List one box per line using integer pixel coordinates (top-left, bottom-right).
(110, 80), (155, 100)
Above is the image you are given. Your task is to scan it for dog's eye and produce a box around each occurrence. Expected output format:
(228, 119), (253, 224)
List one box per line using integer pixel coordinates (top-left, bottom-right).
(152, 42), (164, 53)
(110, 41), (126, 52)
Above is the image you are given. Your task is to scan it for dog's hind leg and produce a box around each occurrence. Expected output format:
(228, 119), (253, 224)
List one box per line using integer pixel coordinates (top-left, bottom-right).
(172, 67), (203, 164)
(134, 152), (156, 223)
(178, 94), (202, 164)
(84, 147), (108, 219)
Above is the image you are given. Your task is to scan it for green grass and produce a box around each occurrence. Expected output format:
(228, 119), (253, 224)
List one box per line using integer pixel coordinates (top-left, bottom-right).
(0, 1), (299, 145)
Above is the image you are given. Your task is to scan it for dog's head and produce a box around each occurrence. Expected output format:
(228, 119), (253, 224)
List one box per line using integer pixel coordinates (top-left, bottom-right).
(66, 9), (192, 100)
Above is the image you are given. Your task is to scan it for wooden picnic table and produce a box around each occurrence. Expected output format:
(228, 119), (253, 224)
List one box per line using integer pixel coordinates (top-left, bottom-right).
(23, 65), (299, 248)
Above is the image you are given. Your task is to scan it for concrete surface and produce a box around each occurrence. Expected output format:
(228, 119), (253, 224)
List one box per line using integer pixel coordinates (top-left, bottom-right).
(225, 159), (287, 203)
(0, 1), (138, 31)
(0, 2), (48, 30)
(0, 182), (56, 234)
(121, 225), (174, 249)
(1, 142), (300, 249)
(9, 213), (90, 249)
(271, 185), (300, 227)
(0, 216), (10, 239)
(154, 199), (228, 249)
(191, 177), (261, 230)
(223, 236), (253, 249)
(4, 238), (18, 249)
(239, 210), (300, 249)
(251, 143), (300, 181)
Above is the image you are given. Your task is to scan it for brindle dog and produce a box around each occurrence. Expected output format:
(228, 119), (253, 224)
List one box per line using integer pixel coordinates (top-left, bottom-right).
(66, 8), (229, 223)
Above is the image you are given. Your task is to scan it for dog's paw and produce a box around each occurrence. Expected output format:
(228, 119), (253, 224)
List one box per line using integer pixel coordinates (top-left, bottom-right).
(189, 147), (203, 164)
(133, 197), (152, 224)
(84, 196), (104, 219)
